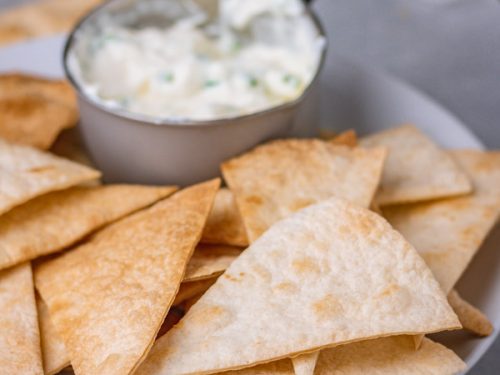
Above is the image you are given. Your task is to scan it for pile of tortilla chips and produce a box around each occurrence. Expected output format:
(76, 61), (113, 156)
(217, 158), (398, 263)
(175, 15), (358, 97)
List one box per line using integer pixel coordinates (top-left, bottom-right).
(0, 77), (498, 375)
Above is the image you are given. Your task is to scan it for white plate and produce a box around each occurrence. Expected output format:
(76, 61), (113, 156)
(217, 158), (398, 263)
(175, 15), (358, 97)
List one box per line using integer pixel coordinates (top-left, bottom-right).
(0, 35), (497, 374)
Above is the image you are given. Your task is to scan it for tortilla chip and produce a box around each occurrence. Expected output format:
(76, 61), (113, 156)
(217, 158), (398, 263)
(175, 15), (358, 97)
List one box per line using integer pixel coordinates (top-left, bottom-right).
(224, 359), (295, 375)
(201, 188), (249, 247)
(37, 295), (70, 375)
(0, 73), (76, 109)
(448, 289), (493, 337)
(0, 95), (77, 149)
(0, 263), (43, 374)
(185, 244), (242, 282)
(34, 179), (219, 375)
(330, 130), (358, 147)
(314, 336), (465, 375)
(222, 139), (386, 242)
(0, 74), (78, 149)
(360, 125), (472, 206)
(0, 185), (177, 270)
(0, 138), (100, 215)
(173, 277), (219, 306)
(136, 198), (459, 375)
(383, 150), (500, 293)
(291, 352), (319, 375)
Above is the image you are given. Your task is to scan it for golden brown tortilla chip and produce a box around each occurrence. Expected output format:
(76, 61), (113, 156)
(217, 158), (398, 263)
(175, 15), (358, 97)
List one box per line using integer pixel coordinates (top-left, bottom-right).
(185, 244), (242, 282)
(35, 179), (219, 375)
(0, 184), (177, 270)
(173, 277), (219, 306)
(0, 95), (77, 149)
(330, 130), (358, 147)
(0, 138), (100, 215)
(448, 290), (493, 337)
(0, 73), (79, 149)
(201, 188), (249, 247)
(314, 336), (465, 375)
(37, 295), (70, 375)
(226, 336), (465, 375)
(360, 125), (472, 206)
(137, 198), (459, 375)
(383, 150), (500, 293)
(0, 263), (43, 374)
(222, 139), (386, 242)
(0, 73), (76, 109)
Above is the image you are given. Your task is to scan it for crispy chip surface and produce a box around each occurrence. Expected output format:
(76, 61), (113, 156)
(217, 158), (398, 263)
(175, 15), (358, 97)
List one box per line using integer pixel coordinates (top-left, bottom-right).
(224, 336), (465, 375)
(0, 185), (177, 270)
(0, 138), (100, 215)
(360, 125), (472, 205)
(185, 244), (242, 282)
(314, 336), (465, 375)
(0, 263), (43, 374)
(137, 198), (459, 375)
(37, 295), (69, 375)
(448, 290), (493, 337)
(35, 179), (219, 375)
(0, 74), (78, 149)
(222, 139), (386, 242)
(384, 150), (500, 293)
(201, 188), (249, 246)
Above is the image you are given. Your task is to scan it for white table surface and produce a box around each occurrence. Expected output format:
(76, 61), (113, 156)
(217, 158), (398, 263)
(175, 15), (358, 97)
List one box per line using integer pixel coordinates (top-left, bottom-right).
(1, 0), (499, 373)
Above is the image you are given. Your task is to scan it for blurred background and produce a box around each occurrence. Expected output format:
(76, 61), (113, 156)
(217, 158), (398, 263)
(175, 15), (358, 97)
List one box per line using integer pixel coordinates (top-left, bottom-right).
(0, 0), (498, 373)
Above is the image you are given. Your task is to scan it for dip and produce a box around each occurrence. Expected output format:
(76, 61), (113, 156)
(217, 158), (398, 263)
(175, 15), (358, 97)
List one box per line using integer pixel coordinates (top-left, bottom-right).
(69, 0), (325, 121)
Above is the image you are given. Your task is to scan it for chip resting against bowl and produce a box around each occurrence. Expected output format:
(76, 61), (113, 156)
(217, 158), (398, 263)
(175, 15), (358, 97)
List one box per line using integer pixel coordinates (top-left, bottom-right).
(0, 263), (43, 375)
(383, 150), (500, 294)
(136, 197), (459, 375)
(360, 125), (472, 206)
(221, 139), (387, 242)
(0, 184), (177, 270)
(35, 179), (219, 375)
(0, 138), (100, 215)
(0, 73), (78, 149)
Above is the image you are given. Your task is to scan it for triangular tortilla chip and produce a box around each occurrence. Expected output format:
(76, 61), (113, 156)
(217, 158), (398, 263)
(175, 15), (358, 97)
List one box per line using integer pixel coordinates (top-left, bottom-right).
(137, 198), (459, 375)
(222, 139), (386, 242)
(201, 188), (249, 247)
(0, 74), (78, 149)
(329, 130), (358, 147)
(0, 184), (177, 270)
(34, 179), (219, 375)
(0, 95), (77, 150)
(291, 352), (319, 375)
(360, 125), (472, 206)
(226, 336), (465, 375)
(0, 73), (76, 108)
(0, 263), (43, 374)
(173, 277), (219, 306)
(37, 295), (70, 375)
(314, 336), (466, 375)
(0, 138), (100, 215)
(185, 244), (242, 282)
(383, 150), (500, 293)
(448, 289), (493, 337)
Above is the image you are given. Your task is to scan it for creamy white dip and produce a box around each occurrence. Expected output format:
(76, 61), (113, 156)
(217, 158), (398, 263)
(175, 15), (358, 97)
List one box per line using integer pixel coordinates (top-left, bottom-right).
(71, 0), (325, 121)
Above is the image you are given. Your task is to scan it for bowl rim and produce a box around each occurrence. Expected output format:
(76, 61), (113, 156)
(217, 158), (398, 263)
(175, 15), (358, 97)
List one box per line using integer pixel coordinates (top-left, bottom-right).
(62, 0), (328, 128)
